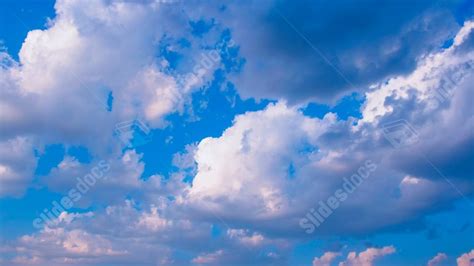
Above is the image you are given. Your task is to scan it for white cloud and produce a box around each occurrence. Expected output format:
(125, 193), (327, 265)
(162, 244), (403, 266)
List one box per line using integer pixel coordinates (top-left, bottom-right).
(185, 81), (471, 236)
(57, 211), (94, 225)
(192, 249), (224, 264)
(313, 251), (340, 266)
(361, 20), (474, 124)
(358, 21), (474, 192)
(427, 253), (447, 266)
(183, 20), (474, 234)
(5, 200), (188, 265)
(43, 149), (155, 206)
(0, 137), (36, 197)
(457, 249), (474, 266)
(338, 246), (395, 266)
(227, 229), (265, 247)
(0, 0), (228, 196)
(187, 102), (333, 221)
(136, 205), (171, 232)
(401, 175), (421, 185)
(19, 227), (126, 257)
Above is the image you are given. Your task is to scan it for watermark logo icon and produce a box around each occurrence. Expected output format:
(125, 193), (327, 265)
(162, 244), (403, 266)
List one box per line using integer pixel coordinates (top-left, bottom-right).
(299, 160), (378, 234)
(115, 119), (153, 147)
(433, 80), (454, 106)
(382, 119), (419, 148)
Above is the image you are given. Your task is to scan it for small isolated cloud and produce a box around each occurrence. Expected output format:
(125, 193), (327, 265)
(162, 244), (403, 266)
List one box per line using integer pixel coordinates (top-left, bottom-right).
(191, 249), (224, 265)
(339, 246), (395, 266)
(457, 249), (474, 266)
(427, 253), (447, 266)
(313, 251), (340, 266)
(227, 229), (265, 247)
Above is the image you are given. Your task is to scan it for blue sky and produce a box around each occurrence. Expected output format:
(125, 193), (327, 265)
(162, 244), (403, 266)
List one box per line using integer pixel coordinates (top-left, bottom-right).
(0, 1), (473, 265)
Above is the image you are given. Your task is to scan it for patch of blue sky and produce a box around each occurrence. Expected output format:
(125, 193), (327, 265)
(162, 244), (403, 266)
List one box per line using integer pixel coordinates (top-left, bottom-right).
(302, 92), (365, 120)
(190, 18), (215, 37)
(211, 223), (223, 238)
(34, 144), (65, 176)
(67, 145), (92, 164)
(0, 188), (62, 240)
(136, 72), (271, 180)
(454, 0), (474, 24)
(34, 144), (93, 176)
(0, 0), (55, 60)
(106, 91), (113, 112)
(133, 29), (266, 179)
(159, 39), (185, 71)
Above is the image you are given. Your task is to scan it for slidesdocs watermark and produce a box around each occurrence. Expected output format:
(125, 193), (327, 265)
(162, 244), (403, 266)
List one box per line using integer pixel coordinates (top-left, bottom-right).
(115, 119), (153, 148)
(176, 38), (236, 87)
(299, 160), (377, 234)
(32, 160), (111, 229)
(381, 119), (419, 149)
(432, 60), (473, 108)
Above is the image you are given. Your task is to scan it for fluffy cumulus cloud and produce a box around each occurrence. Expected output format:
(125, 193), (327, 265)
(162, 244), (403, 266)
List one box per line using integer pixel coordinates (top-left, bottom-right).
(338, 246), (395, 266)
(0, 0), (235, 196)
(313, 247), (399, 266)
(227, 229), (265, 247)
(41, 149), (165, 207)
(360, 20), (474, 183)
(185, 20), (474, 238)
(457, 249), (474, 266)
(312, 251), (340, 266)
(0, 0), (473, 265)
(5, 204), (173, 265)
(3, 198), (287, 265)
(189, 102), (324, 215)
